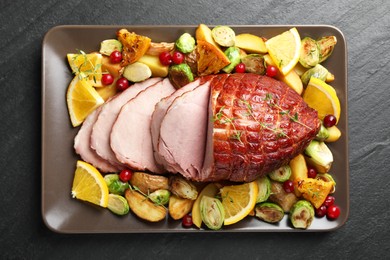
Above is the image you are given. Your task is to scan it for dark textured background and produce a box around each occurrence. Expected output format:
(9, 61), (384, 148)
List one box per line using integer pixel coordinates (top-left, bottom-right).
(1, 0), (389, 259)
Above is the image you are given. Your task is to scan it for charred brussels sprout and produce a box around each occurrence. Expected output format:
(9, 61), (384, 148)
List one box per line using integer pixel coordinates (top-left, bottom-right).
(175, 33), (196, 54)
(211, 25), (236, 47)
(99, 39), (122, 56)
(304, 140), (333, 173)
(289, 200), (315, 229)
(222, 46), (241, 73)
(317, 36), (337, 63)
(200, 196), (225, 230)
(301, 64), (329, 85)
(268, 165), (292, 182)
(107, 194), (129, 215)
(169, 175), (198, 200)
(168, 63), (194, 89)
(256, 176), (271, 203)
(316, 123), (330, 141)
(255, 202), (285, 223)
(299, 37), (320, 68)
(241, 54), (266, 75)
(149, 189), (171, 205)
(104, 174), (129, 195)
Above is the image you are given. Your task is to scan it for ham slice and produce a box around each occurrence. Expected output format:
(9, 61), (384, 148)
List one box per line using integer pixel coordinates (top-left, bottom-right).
(110, 78), (176, 173)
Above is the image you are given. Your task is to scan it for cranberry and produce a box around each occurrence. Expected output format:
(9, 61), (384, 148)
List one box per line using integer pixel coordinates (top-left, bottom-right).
(323, 195), (335, 207)
(182, 214), (193, 228)
(323, 114), (337, 128)
(307, 166), (317, 178)
(266, 65), (278, 77)
(172, 51), (185, 64)
(235, 63), (246, 73)
(327, 204), (341, 220)
(119, 169), (133, 182)
(283, 180), (294, 193)
(315, 205), (328, 218)
(159, 51), (172, 66)
(110, 50), (122, 64)
(101, 73), (114, 85)
(116, 77), (130, 91)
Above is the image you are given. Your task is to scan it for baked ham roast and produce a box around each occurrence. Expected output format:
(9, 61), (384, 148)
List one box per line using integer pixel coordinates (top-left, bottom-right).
(75, 73), (320, 183)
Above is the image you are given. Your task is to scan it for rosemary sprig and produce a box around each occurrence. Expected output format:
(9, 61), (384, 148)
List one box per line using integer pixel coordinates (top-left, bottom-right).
(213, 106), (243, 144)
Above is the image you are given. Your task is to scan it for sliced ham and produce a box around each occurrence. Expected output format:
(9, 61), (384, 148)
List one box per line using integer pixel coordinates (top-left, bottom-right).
(157, 81), (211, 179)
(110, 78), (176, 173)
(74, 107), (119, 173)
(90, 77), (162, 167)
(151, 79), (201, 172)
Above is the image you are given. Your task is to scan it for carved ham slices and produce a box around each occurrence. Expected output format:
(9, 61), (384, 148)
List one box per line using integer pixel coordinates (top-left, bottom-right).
(74, 73), (320, 182)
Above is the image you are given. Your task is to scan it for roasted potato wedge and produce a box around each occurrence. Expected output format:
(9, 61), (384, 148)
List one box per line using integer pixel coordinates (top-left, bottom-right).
(125, 189), (167, 222)
(168, 194), (194, 220)
(129, 172), (169, 194)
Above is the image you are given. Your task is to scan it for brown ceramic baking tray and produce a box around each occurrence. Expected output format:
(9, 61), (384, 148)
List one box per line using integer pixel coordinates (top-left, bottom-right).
(41, 25), (348, 233)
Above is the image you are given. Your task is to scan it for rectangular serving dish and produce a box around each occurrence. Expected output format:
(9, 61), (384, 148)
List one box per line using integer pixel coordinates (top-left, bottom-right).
(42, 25), (349, 233)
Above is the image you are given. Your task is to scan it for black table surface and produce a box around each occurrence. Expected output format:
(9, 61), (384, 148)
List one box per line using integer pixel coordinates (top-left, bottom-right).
(1, 0), (389, 258)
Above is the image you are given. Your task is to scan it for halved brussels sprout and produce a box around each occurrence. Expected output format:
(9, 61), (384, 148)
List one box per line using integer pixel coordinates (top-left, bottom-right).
(241, 54), (266, 75)
(104, 174), (129, 195)
(222, 46), (241, 73)
(200, 196), (225, 230)
(168, 63), (194, 89)
(268, 165), (292, 182)
(211, 25), (236, 47)
(169, 175), (198, 200)
(299, 37), (320, 68)
(317, 36), (337, 63)
(316, 123), (330, 141)
(149, 189), (171, 205)
(175, 33), (196, 54)
(304, 140), (333, 173)
(99, 39), (122, 56)
(301, 64), (329, 85)
(256, 175), (271, 203)
(255, 202), (285, 223)
(107, 194), (129, 215)
(289, 200), (315, 229)
(316, 173), (336, 193)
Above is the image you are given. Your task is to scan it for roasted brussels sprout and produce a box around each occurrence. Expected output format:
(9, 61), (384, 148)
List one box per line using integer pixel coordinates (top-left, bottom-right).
(316, 173), (336, 193)
(104, 174), (129, 195)
(315, 123), (330, 141)
(123, 62), (152, 82)
(269, 181), (298, 212)
(304, 140), (333, 173)
(200, 196), (225, 230)
(129, 171), (169, 194)
(168, 63), (194, 89)
(268, 165), (292, 182)
(241, 54), (266, 75)
(107, 194), (129, 215)
(211, 25), (235, 47)
(149, 189), (171, 205)
(299, 37), (320, 68)
(255, 202), (285, 223)
(169, 175), (198, 200)
(222, 46), (241, 73)
(256, 175), (271, 203)
(301, 64), (329, 85)
(317, 36), (337, 63)
(289, 200), (315, 229)
(99, 39), (122, 56)
(175, 33), (196, 54)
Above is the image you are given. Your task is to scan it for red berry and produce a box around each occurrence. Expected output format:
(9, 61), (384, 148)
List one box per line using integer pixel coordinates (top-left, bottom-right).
(327, 204), (341, 219)
(119, 169), (133, 182)
(315, 205), (328, 218)
(182, 214), (193, 228)
(323, 114), (337, 128)
(235, 63), (246, 73)
(283, 180), (294, 193)
(110, 50), (122, 64)
(323, 195), (335, 207)
(172, 51), (185, 64)
(266, 65), (278, 77)
(101, 73), (114, 85)
(307, 166), (317, 178)
(159, 51), (172, 66)
(116, 77), (130, 91)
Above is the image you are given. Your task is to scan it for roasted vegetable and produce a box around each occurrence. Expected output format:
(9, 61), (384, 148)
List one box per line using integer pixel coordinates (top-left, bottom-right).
(104, 174), (129, 195)
(200, 196), (225, 230)
(315, 123), (330, 141)
(129, 172), (169, 194)
(168, 63), (194, 89)
(269, 181), (298, 212)
(304, 140), (333, 173)
(316, 173), (336, 193)
(222, 46), (241, 73)
(196, 24), (218, 46)
(99, 39), (122, 56)
(146, 42), (175, 56)
(123, 62), (152, 82)
(168, 194), (194, 220)
(299, 37), (320, 68)
(138, 54), (169, 77)
(211, 25), (235, 47)
(325, 125), (342, 142)
(317, 36), (337, 63)
(107, 194), (129, 215)
(117, 29), (151, 66)
(289, 154), (308, 197)
(125, 189), (167, 222)
(301, 64), (329, 85)
(241, 54), (266, 75)
(256, 175), (271, 203)
(235, 33), (267, 54)
(149, 189), (171, 206)
(255, 202), (284, 223)
(169, 175), (198, 200)
(192, 183), (219, 228)
(175, 33), (196, 53)
(196, 40), (231, 76)
(268, 165), (292, 182)
(289, 200), (315, 229)
(297, 178), (333, 208)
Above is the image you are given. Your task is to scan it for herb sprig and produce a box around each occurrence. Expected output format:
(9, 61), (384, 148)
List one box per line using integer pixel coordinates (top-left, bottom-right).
(213, 106), (243, 143)
(72, 49), (102, 83)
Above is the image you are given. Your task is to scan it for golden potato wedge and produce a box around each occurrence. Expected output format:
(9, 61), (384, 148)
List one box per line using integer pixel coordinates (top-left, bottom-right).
(117, 29), (151, 66)
(191, 183), (219, 228)
(138, 54), (169, 77)
(235, 33), (267, 54)
(325, 125), (342, 142)
(195, 24), (218, 46)
(196, 40), (230, 76)
(289, 154), (308, 197)
(168, 194), (194, 220)
(125, 189), (167, 222)
(129, 172), (169, 194)
(101, 55), (123, 78)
